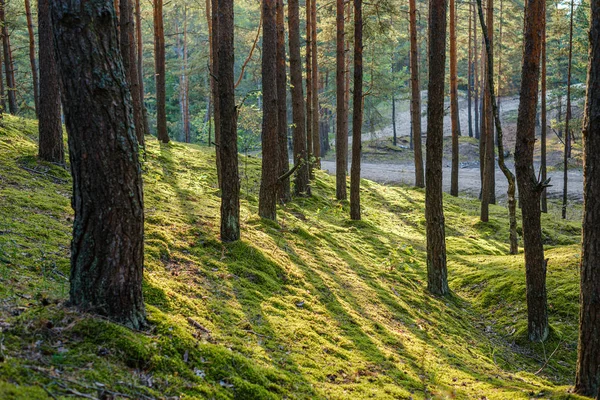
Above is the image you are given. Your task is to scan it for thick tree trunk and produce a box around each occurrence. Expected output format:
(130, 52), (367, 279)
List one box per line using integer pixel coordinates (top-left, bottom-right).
(210, 0), (222, 185)
(515, 0), (549, 343)
(426, 0), (449, 296)
(37, 0), (63, 165)
(409, 0), (424, 188)
(468, 3), (473, 139)
(575, 0), (600, 394)
(335, 0), (348, 199)
(289, 0), (310, 195)
(0, 0), (17, 115)
(481, 0), (496, 221)
(217, 0), (240, 241)
(311, 0), (320, 170)
(154, 0), (169, 143)
(135, 0), (151, 138)
(51, 0), (145, 329)
(477, 0), (518, 254)
(541, 6), (547, 213)
(276, 0), (290, 202)
(450, 0), (459, 197)
(350, 0), (363, 221)
(562, 0), (574, 219)
(121, 0), (145, 146)
(259, 0), (279, 220)
(24, 0), (39, 116)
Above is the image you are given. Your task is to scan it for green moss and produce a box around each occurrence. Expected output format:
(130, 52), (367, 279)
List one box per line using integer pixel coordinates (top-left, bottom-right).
(0, 115), (590, 399)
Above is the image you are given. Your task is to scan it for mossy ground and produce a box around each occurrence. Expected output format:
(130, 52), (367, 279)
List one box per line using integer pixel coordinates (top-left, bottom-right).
(0, 115), (588, 399)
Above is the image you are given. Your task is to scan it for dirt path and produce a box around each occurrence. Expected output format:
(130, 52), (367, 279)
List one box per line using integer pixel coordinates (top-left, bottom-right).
(320, 160), (584, 202)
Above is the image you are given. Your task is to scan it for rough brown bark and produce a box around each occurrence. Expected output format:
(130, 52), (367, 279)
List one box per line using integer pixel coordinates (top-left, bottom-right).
(562, 0), (574, 220)
(135, 0), (151, 138)
(210, 0), (222, 185)
(514, 0), (549, 343)
(306, 0), (313, 178)
(468, 4), (473, 139)
(474, 3), (480, 140)
(540, 3), (547, 213)
(24, 0), (39, 116)
(409, 0), (424, 188)
(480, 0), (495, 221)
(259, 0), (279, 220)
(276, 0), (290, 202)
(38, 0), (63, 165)
(426, 0), (449, 296)
(0, 49), (5, 113)
(0, 0), (17, 115)
(218, 0), (240, 241)
(154, 0), (169, 143)
(450, 0), (459, 197)
(574, 0), (600, 394)
(477, 0), (518, 255)
(121, 0), (145, 146)
(51, 0), (145, 329)
(350, 0), (362, 221)
(311, 0), (320, 170)
(289, 0), (310, 195)
(335, 0), (348, 199)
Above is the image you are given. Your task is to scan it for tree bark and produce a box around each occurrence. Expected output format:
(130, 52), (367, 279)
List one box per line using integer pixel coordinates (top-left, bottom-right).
(0, 0), (17, 115)
(24, 0), (39, 116)
(515, 0), (549, 343)
(562, 0), (574, 219)
(468, 3), (473, 139)
(135, 0), (151, 139)
(350, 0), (363, 221)
(121, 0), (145, 146)
(450, 0), (459, 197)
(426, 0), (449, 296)
(289, 0), (310, 195)
(306, 0), (313, 178)
(540, 4), (547, 213)
(211, 0), (222, 185)
(481, 0), (496, 221)
(38, 0), (63, 165)
(259, 0), (279, 220)
(218, 0), (240, 241)
(276, 0), (291, 202)
(474, 3), (480, 140)
(409, 0), (424, 188)
(575, 0), (600, 394)
(311, 0), (320, 170)
(154, 0), (169, 143)
(335, 0), (348, 199)
(51, 0), (145, 329)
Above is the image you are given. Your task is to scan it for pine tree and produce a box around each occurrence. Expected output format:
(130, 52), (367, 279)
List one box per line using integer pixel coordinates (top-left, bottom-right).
(409, 0), (424, 188)
(350, 0), (363, 221)
(154, 0), (169, 143)
(335, 0), (348, 199)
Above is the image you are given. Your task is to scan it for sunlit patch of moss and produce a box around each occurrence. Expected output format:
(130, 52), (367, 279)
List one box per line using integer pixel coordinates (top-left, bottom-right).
(0, 115), (590, 399)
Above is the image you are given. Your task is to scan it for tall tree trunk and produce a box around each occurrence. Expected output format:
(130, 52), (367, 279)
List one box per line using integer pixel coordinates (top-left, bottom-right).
(540, 4), (547, 213)
(335, 0), (348, 199)
(575, 1), (600, 394)
(0, 0), (17, 115)
(136, 0), (151, 138)
(276, 0), (290, 202)
(409, 0), (424, 188)
(468, 3), (474, 139)
(311, 0), (320, 169)
(426, 0), (449, 296)
(477, 0), (518, 255)
(37, 0), (63, 165)
(218, 0), (240, 241)
(350, 0), (363, 221)
(289, 0), (310, 195)
(450, 0), (459, 197)
(51, 0), (145, 329)
(121, 0), (145, 146)
(24, 0), (39, 116)
(481, 0), (496, 221)
(306, 0), (313, 178)
(259, 0), (279, 220)
(515, 0), (549, 343)
(180, 6), (190, 143)
(474, 3), (480, 140)
(154, 0), (169, 143)
(562, 0), (574, 219)
(0, 42), (6, 113)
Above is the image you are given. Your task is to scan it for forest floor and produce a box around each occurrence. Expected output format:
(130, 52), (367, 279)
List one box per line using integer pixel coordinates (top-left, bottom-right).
(324, 96), (584, 203)
(0, 115), (590, 399)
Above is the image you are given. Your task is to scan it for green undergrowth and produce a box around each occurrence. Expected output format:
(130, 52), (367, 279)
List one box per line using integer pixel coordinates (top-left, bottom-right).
(0, 114), (588, 399)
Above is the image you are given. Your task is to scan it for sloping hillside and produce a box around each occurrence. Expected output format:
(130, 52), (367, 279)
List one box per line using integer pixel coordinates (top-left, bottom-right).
(0, 115), (586, 399)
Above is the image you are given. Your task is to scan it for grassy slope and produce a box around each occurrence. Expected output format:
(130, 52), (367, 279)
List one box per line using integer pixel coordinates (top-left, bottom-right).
(0, 115), (587, 399)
